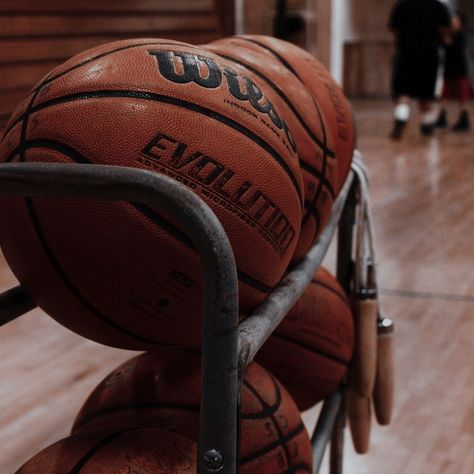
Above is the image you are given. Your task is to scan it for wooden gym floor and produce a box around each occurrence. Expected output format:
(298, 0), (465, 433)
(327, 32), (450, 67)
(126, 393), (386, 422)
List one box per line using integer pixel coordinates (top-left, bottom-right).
(1, 100), (473, 473)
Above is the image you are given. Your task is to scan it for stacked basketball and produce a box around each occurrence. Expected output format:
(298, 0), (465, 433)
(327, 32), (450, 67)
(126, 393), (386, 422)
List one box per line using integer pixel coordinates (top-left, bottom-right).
(0, 36), (355, 472)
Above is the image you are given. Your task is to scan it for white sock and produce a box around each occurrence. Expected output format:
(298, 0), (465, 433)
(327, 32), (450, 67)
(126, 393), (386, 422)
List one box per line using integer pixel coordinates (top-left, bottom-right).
(421, 106), (439, 125)
(394, 103), (410, 122)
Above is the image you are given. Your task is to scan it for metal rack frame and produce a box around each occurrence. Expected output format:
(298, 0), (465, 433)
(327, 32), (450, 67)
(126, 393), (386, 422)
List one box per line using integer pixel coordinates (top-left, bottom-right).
(0, 154), (360, 474)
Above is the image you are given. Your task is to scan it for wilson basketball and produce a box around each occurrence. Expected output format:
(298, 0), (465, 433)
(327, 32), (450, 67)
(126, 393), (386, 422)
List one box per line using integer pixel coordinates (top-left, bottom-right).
(204, 38), (339, 260)
(256, 266), (354, 410)
(16, 427), (196, 473)
(72, 351), (313, 473)
(224, 35), (356, 195)
(0, 38), (304, 349)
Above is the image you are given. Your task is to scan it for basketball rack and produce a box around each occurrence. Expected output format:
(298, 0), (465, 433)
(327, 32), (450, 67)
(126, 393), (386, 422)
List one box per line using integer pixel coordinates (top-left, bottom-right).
(0, 151), (366, 474)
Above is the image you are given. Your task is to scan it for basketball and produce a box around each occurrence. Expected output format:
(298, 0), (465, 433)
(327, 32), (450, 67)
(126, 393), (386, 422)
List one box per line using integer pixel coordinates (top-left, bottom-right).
(224, 35), (356, 195)
(16, 427), (196, 473)
(256, 266), (354, 410)
(72, 351), (313, 473)
(204, 39), (339, 260)
(0, 38), (304, 349)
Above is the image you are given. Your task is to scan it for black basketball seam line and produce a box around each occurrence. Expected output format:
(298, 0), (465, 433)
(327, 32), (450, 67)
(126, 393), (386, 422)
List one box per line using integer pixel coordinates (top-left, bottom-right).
(212, 51), (336, 159)
(241, 377), (281, 420)
(268, 332), (350, 366)
(302, 100), (331, 229)
(69, 426), (140, 473)
(241, 376), (294, 469)
(24, 198), (185, 347)
(3, 89), (305, 207)
(32, 40), (197, 93)
(232, 37), (337, 212)
(240, 37), (335, 232)
(0, 40), (196, 144)
(311, 278), (348, 304)
(236, 37), (302, 81)
(239, 422), (306, 466)
(75, 402), (200, 431)
(303, 199), (321, 229)
(299, 161), (336, 199)
(7, 138), (274, 294)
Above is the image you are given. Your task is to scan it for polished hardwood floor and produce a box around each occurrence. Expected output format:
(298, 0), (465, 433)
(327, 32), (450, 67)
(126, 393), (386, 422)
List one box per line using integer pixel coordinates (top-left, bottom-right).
(0, 100), (473, 473)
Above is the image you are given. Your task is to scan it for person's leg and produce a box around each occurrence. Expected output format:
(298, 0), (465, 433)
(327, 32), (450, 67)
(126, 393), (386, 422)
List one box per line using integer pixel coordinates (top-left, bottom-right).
(418, 100), (439, 136)
(391, 96), (411, 140)
(452, 77), (471, 131)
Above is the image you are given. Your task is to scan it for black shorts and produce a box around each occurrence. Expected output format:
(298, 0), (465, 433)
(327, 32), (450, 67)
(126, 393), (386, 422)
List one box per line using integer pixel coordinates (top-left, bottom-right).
(392, 47), (444, 100)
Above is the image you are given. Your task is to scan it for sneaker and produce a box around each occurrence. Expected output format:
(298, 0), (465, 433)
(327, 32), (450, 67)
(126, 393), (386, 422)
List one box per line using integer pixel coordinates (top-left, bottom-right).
(390, 120), (407, 140)
(435, 109), (447, 128)
(420, 123), (434, 136)
(452, 111), (470, 131)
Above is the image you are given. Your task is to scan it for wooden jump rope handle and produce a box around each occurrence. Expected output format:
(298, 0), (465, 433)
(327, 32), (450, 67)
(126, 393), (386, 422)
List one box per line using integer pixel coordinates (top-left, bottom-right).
(351, 288), (378, 398)
(373, 317), (395, 425)
(347, 384), (371, 454)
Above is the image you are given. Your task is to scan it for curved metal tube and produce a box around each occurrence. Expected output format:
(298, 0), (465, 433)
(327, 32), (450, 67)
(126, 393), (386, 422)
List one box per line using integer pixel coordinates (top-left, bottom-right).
(0, 162), (239, 474)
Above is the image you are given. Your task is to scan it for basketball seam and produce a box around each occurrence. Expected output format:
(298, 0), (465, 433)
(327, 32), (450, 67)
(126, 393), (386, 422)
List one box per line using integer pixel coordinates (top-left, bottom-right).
(311, 278), (349, 304)
(237, 37), (302, 80)
(268, 332), (350, 366)
(0, 40), (196, 144)
(239, 422), (306, 466)
(3, 89), (305, 206)
(303, 199), (321, 229)
(241, 376), (295, 469)
(69, 427), (140, 473)
(300, 161), (336, 199)
(75, 402), (200, 431)
(212, 51), (336, 159)
(306, 99), (331, 232)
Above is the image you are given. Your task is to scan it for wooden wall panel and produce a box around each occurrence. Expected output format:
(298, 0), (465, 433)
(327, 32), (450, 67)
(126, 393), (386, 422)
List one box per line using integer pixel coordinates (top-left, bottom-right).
(0, 0), (231, 129)
(344, 40), (394, 98)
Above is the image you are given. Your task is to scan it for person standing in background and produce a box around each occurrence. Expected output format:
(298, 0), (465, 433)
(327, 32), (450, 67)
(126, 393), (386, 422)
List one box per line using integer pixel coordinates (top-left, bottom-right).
(436, 12), (471, 131)
(388, 0), (452, 140)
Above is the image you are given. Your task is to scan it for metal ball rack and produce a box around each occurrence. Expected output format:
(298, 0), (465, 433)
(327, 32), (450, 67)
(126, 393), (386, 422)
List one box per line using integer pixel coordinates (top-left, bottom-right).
(0, 150), (367, 474)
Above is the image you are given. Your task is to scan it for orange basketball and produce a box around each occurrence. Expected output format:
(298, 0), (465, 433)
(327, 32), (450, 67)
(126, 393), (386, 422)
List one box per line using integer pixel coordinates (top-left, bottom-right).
(16, 427), (196, 473)
(72, 351), (313, 473)
(0, 38), (304, 349)
(256, 266), (354, 410)
(204, 38), (339, 261)
(225, 35), (356, 196)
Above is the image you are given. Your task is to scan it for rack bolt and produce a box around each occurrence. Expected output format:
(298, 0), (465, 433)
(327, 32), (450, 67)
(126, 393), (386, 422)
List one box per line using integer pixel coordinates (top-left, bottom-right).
(203, 449), (224, 472)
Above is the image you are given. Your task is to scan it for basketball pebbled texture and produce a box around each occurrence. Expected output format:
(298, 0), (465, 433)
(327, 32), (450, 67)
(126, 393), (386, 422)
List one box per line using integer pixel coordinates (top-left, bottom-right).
(0, 38), (304, 349)
(16, 427), (197, 473)
(72, 351), (313, 473)
(204, 38), (339, 262)
(256, 266), (354, 410)
(226, 35), (356, 200)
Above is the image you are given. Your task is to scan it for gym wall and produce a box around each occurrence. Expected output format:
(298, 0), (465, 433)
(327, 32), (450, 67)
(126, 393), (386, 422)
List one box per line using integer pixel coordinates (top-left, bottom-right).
(0, 0), (231, 131)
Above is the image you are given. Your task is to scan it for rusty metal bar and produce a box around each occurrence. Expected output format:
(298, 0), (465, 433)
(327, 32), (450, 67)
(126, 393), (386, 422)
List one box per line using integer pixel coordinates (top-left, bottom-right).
(0, 162), (239, 474)
(311, 386), (344, 473)
(0, 285), (35, 326)
(238, 169), (355, 370)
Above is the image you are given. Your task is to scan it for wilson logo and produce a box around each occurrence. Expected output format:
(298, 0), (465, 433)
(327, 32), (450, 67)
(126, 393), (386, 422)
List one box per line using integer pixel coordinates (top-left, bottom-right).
(149, 50), (296, 153)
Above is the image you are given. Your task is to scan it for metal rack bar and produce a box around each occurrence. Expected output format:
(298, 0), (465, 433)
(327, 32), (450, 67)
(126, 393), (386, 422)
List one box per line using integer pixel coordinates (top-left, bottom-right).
(0, 155), (364, 474)
(311, 386), (344, 473)
(238, 169), (355, 370)
(0, 162), (240, 474)
(0, 285), (35, 326)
